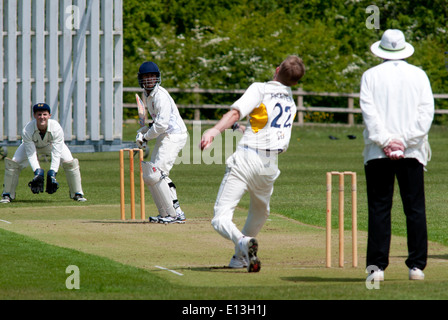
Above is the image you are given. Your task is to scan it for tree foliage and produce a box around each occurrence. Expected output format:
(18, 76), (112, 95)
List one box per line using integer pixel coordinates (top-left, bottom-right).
(122, 0), (448, 119)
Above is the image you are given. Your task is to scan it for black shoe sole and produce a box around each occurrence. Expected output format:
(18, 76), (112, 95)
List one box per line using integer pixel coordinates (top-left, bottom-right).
(247, 238), (261, 273)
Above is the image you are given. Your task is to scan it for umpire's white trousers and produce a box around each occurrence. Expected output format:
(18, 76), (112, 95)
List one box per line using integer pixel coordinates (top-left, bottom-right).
(212, 146), (280, 246)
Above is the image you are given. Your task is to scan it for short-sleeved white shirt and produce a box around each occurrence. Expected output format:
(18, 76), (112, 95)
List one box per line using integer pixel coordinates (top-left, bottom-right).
(231, 81), (297, 152)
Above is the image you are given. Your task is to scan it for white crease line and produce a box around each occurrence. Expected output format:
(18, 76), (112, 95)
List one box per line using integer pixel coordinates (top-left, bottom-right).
(0, 219), (12, 224)
(155, 265), (184, 276)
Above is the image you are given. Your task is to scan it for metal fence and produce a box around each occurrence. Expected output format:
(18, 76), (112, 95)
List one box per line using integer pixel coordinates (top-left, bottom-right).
(124, 87), (448, 126)
(0, 0), (125, 151)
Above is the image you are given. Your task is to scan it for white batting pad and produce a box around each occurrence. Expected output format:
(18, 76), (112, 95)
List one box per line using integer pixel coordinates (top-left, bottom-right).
(62, 159), (84, 198)
(141, 161), (176, 218)
(3, 158), (21, 199)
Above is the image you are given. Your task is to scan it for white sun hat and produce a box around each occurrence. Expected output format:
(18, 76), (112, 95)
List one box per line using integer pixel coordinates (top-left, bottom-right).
(370, 29), (414, 60)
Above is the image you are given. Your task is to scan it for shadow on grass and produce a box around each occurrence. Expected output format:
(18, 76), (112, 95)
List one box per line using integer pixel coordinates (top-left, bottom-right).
(180, 266), (249, 273)
(180, 267), (364, 281)
(281, 276), (361, 283)
(9, 199), (71, 204)
(395, 254), (448, 261)
(429, 254), (448, 260)
(177, 266), (365, 282)
(86, 220), (149, 224)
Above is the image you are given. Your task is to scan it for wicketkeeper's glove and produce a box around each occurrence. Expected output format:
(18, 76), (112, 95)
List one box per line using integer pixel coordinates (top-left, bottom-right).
(45, 170), (59, 194)
(28, 168), (45, 194)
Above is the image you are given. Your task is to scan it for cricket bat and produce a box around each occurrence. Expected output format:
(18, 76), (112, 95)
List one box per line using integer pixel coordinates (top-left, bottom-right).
(136, 94), (146, 127)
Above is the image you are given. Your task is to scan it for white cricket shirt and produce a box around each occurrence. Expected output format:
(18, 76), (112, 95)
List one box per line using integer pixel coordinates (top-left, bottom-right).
(360, 60), (434, 165)
(143, 85), (187, 141)
(231, 81), (297, 153)
(21, 119), (65, 172)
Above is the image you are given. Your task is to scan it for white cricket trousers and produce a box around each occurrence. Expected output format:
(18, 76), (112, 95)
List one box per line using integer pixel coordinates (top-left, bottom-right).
(212, 146), (280, 246)
(151, 132), (188, 174)
(12, 143), (74, 171)
(149, 132), (188, 213)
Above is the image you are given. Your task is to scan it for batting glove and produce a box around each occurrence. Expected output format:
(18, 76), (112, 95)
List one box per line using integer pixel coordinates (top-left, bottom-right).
(136, 132), (147, 149)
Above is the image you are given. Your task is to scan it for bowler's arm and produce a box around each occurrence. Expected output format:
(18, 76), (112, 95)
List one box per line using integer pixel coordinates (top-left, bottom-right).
(200, 109), (240, 150)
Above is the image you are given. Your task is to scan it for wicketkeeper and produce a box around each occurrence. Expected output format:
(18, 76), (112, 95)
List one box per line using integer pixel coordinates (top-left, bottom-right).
(0, 103), (87, 203)
(135, 61), (188, 224)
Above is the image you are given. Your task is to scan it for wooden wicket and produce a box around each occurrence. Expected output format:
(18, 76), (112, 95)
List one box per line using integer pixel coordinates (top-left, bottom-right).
(120, 148), (145, 220)
(326, 171), (357, 268)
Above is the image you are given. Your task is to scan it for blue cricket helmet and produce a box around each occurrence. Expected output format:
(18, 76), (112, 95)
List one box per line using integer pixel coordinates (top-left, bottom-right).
(138, 61), (162, 90)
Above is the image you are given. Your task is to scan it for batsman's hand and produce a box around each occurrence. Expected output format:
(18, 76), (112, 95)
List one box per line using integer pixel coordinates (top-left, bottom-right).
(28, 168), (45, 194)
(46, 170), (59, 194)
(136, 132), (146, 149)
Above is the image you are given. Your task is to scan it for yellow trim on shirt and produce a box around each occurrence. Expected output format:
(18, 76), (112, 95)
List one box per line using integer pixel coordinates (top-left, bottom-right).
(249, 103), (268, 133)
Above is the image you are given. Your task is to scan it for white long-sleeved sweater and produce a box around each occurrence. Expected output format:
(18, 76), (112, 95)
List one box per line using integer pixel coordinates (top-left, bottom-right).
(360, 60), (434, 166)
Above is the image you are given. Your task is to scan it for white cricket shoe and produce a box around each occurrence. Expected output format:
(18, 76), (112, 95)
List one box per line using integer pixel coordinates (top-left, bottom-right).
(73, 193), (87, 202)
(176, 210), (186, 222)
(159, 215), (185, 224)
(228, 255), (248, 269)
(149, 214), (185, 224)
(369, 269), (384, 281)
(238, 236), (261, 272)
(409, 267), (425, 280)
(149, 215), (162, 223)
(0, 194), (11, 204)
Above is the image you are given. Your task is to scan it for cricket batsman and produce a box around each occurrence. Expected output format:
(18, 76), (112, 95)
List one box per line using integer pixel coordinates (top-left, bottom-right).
(1, 103), (86, 203)
(200, 55), (306, 272)
(135, 61), (188, 224)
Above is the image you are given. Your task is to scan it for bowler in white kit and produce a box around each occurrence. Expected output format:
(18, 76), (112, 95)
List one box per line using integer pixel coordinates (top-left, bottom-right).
(200, 55), (305, 272)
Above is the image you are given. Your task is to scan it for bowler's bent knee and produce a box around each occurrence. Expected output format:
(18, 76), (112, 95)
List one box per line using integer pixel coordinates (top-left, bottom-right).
(211, 212), (243, 243)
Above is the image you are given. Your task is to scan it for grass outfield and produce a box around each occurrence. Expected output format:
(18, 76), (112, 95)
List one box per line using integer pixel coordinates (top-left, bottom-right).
(0, 124), (447, 301)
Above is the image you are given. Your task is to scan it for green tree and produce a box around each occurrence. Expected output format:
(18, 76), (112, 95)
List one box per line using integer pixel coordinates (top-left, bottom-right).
(122, 0), (448, 121)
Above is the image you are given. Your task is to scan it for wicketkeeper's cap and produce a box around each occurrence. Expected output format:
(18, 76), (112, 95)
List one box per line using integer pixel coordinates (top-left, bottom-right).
(32, 103), (51, 114)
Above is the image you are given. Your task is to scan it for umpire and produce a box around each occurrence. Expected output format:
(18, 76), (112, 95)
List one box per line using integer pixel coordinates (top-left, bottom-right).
(360, 29), (434, 281)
